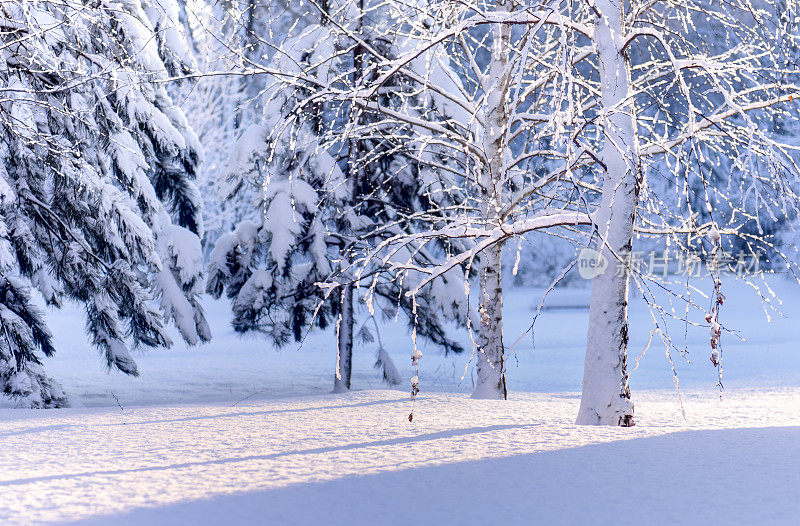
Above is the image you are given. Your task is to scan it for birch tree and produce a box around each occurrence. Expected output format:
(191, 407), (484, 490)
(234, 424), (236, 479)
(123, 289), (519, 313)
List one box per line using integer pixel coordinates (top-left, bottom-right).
(290, 0), (800, 415)
(293, 0), (595, 399)
(571, 0), (800, 425)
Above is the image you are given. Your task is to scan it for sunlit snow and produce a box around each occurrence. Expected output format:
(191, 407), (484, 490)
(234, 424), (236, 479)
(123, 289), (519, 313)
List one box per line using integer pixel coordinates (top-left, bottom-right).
(2, 279), (800, 524)
(2, 390), (799, 524)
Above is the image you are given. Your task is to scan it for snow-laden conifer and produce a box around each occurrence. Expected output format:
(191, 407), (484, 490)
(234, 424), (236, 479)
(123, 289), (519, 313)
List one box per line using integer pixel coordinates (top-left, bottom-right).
(0, 0), (209, 406)
(206, 0), (470, 391)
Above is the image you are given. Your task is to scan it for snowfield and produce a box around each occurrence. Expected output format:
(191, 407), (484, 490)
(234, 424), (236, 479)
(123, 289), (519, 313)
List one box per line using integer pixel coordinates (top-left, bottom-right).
(4, 2), (799, 525)
(2, 390), (800, 525)
(2, 277), (800, 524)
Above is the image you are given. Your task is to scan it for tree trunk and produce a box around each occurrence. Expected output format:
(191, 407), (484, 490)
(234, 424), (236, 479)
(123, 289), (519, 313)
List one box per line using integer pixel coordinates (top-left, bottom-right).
(576, 0), (636, 426)
(331, 0), (363, 395)
(333, 282), (354, 392)
(472, 241), (507, 399)
(471, 0), (511, 400)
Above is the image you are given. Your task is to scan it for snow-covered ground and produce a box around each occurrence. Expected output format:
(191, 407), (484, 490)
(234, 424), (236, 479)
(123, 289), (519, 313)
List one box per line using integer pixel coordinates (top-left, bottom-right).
(3, 390), (800, 525)
(12, 274), (800, 408)
(2, 275), (800, 524)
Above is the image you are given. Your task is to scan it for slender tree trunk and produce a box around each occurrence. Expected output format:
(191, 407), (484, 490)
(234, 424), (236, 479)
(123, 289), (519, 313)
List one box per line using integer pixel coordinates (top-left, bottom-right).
(333, 282), (354, 392)
(472, 0), (510, 399)
(472, 241), (507, 399)
(576, 0), (636, 426)
(332, 0), (363, 394)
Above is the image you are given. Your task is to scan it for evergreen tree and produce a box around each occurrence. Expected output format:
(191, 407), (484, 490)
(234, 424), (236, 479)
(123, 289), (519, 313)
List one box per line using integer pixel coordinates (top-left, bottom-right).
(206, 0), (469, 391)
(0, 0), (209, 407)
(179, 0), (309, 254)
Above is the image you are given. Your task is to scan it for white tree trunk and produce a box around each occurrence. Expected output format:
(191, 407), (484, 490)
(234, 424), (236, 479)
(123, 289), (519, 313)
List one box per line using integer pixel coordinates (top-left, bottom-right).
(333, 283), (354, 393)
(472, 242), (507, 399)
(576, 0), (636, 426)
(472, 0), (510, 400)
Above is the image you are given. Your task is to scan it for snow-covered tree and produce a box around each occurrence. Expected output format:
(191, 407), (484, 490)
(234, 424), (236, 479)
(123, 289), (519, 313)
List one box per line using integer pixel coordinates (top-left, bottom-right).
(296, 0), (800, 415)
(177, 0), (310, 251)
(293, 0), (595, 399)
(568, 0), (800, 425)
(205, 0), (469, 392)
(0, 0), (209, 407)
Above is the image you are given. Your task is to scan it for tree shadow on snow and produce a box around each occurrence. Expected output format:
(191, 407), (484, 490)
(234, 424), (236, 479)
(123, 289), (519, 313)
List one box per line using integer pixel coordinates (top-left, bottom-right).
(64, 426), (800, 526)
(2, 424), (535, 488)
(0, 397), (409, 439)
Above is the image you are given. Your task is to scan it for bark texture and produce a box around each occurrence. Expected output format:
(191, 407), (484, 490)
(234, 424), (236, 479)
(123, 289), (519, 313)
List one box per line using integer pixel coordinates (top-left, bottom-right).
(472, 242), (507, 399)
(333, 283), (354, 392)
(471, 0), (511, 400)
(577, 0), (636, 426)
